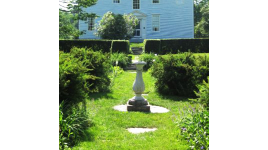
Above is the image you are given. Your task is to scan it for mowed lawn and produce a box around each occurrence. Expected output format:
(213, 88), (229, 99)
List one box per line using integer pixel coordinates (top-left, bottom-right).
(72, 71), (203, 150)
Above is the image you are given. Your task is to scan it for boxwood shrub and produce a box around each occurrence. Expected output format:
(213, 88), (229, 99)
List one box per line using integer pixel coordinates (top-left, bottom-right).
(150, 53), (209, 97)
(111, 40), (130, 53)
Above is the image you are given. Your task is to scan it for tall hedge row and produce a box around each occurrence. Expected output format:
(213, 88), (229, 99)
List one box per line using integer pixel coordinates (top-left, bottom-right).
(144, 39), (209, 54)
(59, 40), (130, 53)
(111, 40), (130, 53)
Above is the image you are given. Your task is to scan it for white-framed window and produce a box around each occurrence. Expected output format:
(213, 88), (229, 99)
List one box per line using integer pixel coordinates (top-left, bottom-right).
(133, 0), (140, 9)
(113, 0), (120, 3)
(153, 0), (159, 3)
(88, 17), (95, 31)
(152, 15), (160, 31)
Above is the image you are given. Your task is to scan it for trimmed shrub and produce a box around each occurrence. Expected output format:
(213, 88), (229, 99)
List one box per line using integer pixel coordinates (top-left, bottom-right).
(138, 53), (156, 71)
(59, 40), (112, 53)
(144, 39), (161, 54)
(110, 52), (131, 69)
(144, 39), (209, 54)
(111, 40), (130, 53)
(150, 53), (209, 97)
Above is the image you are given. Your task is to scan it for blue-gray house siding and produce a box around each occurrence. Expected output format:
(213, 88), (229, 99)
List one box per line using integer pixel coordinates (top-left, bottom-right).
(79, 0), (194, 41)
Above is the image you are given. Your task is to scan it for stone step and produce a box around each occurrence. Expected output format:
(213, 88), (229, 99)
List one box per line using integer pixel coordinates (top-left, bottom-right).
(131, 47), (143, 55)
(125, 64), (136, 70)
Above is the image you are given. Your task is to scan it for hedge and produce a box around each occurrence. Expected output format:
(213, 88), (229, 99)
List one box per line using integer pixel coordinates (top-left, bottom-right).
(143, 39), (161, 54)
(60, 40), (131, 54)
(144, 39), (209, 54)
(111, 40), (130, 53)
(59, 40), (113, 53)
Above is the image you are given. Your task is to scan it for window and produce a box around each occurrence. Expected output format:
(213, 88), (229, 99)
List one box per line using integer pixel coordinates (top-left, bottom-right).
(152, 15), (160, 31)
(113, 0), (120, 3)
(88, 17), (94, 31)
(153, 0), (159, 3)
(133, 0), (140, 9)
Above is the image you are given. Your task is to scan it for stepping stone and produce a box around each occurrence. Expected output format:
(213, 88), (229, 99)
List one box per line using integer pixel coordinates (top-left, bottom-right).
(127, 128), (157, 134)
(113, 105), (169, 113)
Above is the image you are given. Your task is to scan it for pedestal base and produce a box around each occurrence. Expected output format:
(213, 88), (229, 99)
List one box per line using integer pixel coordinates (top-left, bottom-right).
(127, 105), (150, 112)
(127, 99), (150, 112)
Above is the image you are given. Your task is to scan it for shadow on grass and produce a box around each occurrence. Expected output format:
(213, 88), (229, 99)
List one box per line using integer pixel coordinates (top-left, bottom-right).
(158, 94), (190, 102)
(88, 92), (115, 101)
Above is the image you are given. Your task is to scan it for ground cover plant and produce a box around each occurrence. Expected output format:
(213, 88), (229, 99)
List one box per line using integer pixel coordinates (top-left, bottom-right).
(110, 52), (132, 69)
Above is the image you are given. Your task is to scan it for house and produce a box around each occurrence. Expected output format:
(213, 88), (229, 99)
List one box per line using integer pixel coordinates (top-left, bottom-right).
(79, 0), (194, 42)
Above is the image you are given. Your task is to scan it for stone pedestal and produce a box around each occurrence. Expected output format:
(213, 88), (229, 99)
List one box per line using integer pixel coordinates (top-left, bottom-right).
(127, 61), (150, 112)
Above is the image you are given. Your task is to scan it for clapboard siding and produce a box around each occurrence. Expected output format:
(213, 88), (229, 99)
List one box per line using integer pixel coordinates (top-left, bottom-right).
(79, 0), (194, 39)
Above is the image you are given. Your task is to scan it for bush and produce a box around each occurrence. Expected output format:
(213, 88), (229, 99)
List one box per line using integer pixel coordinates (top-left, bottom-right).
(59, 51), (89, 106)
(143, 39), (209, 54)
(150, 53), (209, 97)
(70, 47), (111, 92)
(110, 52), (131, 69)
(59, 40), (112, 53)
(111, 40), (130, 53)
(179, 109), (209, 150)
(143, 39), (161, 54)
(138, 53), (156, 71)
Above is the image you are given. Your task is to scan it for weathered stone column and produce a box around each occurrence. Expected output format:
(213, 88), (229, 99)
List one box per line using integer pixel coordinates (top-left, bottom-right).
(127, 61), (150, 112)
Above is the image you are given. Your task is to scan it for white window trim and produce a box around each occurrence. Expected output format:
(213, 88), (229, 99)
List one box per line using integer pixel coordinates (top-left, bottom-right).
(132, 0), (140, 10)
(152, 14), (160, 32)
(113, 0), (120, 4)
(152, 0), (160, 4)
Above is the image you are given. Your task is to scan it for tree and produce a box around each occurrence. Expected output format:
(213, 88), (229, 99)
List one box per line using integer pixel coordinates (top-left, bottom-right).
(59, 0), (98, 39)
(194, 0), (209, 38)
(95, 11), (138, 40)
(59, 11), (82, 39)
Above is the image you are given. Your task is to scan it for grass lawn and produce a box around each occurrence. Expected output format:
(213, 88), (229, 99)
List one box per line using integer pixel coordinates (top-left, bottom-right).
(130, 42), (144, 48)
(72, 71), (203, 150)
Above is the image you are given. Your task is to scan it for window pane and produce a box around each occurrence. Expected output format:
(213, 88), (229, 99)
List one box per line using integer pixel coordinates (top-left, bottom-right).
(153, 0), (159, 3)
(152, 15), (159, 31)
(133, 0), (140, 9)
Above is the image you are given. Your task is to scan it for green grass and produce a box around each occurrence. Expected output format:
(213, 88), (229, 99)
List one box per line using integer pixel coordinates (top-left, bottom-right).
(130, 42), (144, 48)
(72, 71), (203, 150)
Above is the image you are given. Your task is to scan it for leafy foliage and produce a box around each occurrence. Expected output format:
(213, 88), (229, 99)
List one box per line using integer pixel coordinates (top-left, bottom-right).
(178, 108), (209, 150)
(194, 0), (209, 38)
(59, 51), (89, 106)
(59, 11), (82, 39)
(69, 47), (111, 92)
(95, 11), (138, 40)
(190, 77), (209, 110)
(110, 52), (131, 69)
(150, 53), (209, 97)
(59, 102), (91, 149)
(138, 53), (156, 71)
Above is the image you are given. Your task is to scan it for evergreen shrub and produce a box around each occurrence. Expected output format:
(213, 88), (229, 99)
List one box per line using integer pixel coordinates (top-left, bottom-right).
(150, 53), (209, 97)
(70, 47), (111, 93)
